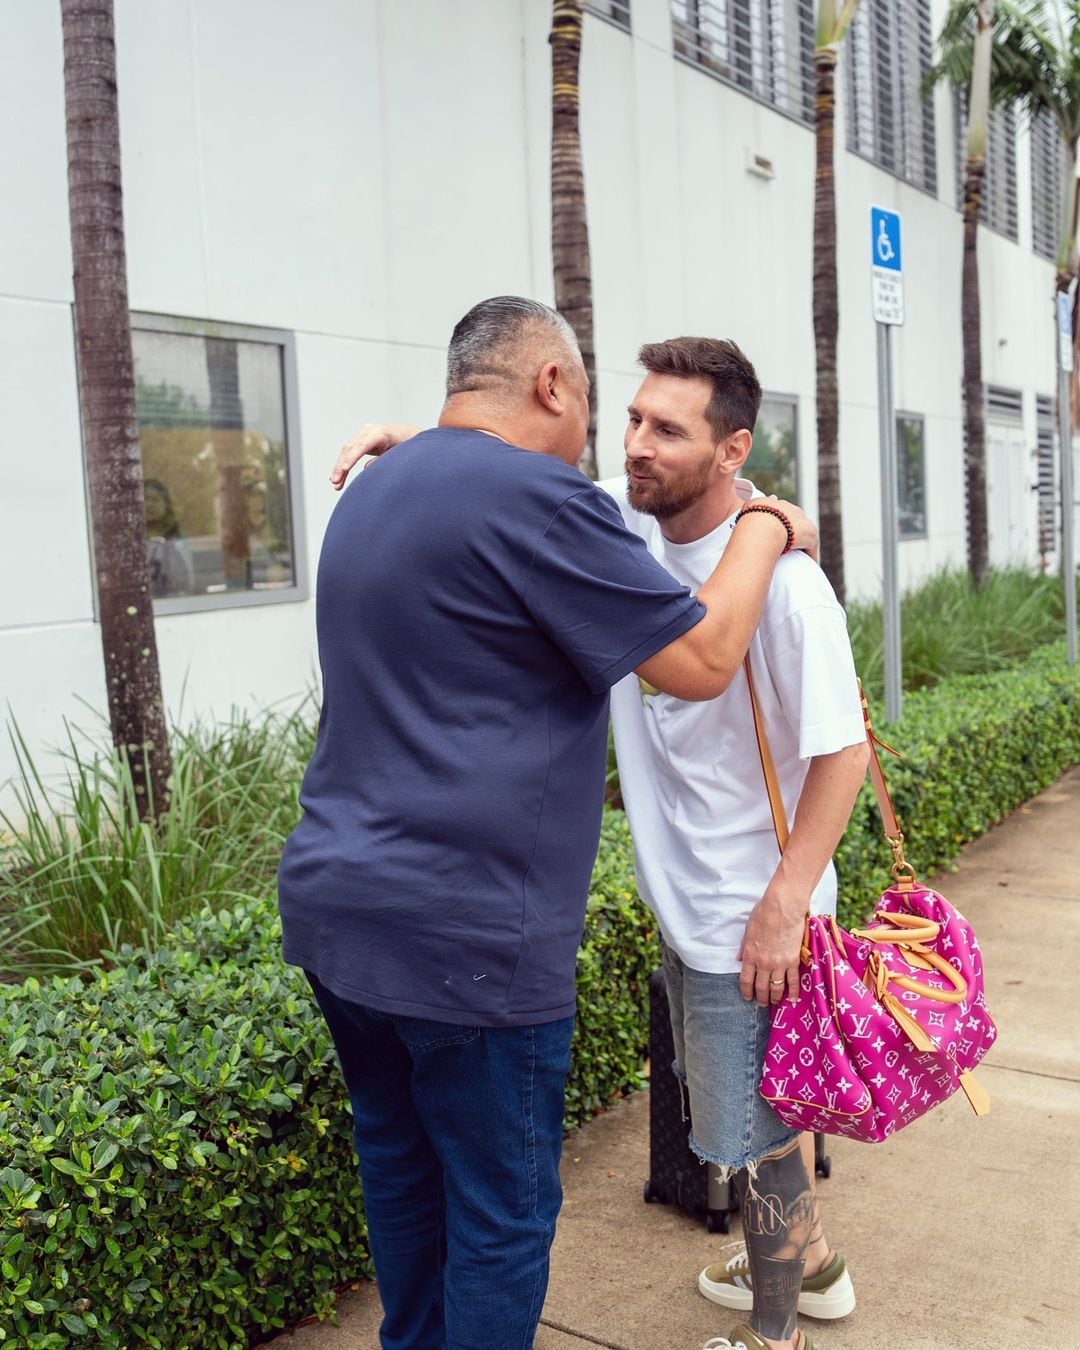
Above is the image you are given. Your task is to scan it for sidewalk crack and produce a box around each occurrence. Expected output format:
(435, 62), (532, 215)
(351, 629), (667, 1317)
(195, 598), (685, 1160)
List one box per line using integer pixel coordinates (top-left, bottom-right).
(538, 1318), (630, 1349)
(985, 1061), (1080, 1085)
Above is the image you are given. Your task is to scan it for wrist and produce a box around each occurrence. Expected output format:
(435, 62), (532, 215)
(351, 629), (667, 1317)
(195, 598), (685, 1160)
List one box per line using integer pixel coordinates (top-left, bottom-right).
(769, 858), (822, 910)
(764, 892), (811, 921)
(734, 503), (795, 555)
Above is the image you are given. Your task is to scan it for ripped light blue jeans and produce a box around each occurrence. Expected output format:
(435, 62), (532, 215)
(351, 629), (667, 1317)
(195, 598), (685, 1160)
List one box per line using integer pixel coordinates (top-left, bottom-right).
(661, 941), (797, 1182)
(306, 972), (574, 1350)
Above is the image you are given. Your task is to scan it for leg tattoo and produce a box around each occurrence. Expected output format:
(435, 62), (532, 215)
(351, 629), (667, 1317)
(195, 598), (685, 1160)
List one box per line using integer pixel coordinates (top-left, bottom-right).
(741, 1136), (813, 1342)
(798, 1131), (829, 1274)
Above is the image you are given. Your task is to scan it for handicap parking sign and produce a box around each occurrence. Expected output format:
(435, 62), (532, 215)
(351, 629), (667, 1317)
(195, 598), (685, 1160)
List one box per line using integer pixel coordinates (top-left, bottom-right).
(870, 206), (904, 324)
(871, 208), (902, 271)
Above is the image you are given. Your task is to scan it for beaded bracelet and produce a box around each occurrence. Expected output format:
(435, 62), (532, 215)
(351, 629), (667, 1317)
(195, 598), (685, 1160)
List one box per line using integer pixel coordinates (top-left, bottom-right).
(734, 503), (795, 555)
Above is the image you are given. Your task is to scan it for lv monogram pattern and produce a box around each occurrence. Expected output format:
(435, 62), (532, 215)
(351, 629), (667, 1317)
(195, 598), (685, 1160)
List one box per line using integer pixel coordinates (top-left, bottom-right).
(759, 884), (996, 1142)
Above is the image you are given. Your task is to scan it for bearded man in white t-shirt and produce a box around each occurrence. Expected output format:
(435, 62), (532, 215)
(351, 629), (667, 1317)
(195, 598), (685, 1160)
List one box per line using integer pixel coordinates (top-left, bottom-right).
(597, 338), (872, 1350)
(329, 337), (869, 1350)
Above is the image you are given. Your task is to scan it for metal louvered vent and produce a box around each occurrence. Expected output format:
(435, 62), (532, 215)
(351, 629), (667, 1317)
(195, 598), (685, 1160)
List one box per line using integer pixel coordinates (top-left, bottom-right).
(986, 385), (1023, 421)
(956, 93), (1018, 241)
(670, 0), (815, 127)
(1036, 393), (1057, 562)
(1036, 394), (1055, 437)
(585, 0), (631, 30)
(845, 0), (937, 195)
(1031, 110), (1065, 262)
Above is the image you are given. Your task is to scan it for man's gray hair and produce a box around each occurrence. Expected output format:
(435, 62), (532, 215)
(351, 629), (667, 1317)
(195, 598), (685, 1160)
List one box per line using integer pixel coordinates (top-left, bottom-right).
(445, 296), (578, 398)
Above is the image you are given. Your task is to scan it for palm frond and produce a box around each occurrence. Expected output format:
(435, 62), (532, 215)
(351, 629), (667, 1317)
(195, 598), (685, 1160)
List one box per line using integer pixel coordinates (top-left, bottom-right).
(925, 0), (979, 94)
(816, 0), (862, 50)
(835, 0), (863, 43)
(928, 0), (1080, 137)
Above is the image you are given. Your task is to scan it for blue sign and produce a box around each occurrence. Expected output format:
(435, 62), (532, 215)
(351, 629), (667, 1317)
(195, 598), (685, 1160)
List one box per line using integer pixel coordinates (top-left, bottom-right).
(871, 207), (902, 273)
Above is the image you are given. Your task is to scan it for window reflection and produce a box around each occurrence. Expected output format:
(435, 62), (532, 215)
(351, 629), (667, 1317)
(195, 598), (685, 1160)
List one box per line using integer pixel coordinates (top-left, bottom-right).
(748, 396), (798, 502)
(896, 414), (927, 539)
(132, 326), (296, 603)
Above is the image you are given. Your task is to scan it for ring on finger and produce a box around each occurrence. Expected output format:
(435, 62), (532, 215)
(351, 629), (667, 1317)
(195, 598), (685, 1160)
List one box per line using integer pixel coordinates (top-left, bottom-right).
(769, 977), (785, 986)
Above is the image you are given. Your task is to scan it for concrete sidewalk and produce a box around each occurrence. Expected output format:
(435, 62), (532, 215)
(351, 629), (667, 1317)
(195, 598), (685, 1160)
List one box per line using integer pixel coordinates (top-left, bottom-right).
(272, 767), (1080, 1350)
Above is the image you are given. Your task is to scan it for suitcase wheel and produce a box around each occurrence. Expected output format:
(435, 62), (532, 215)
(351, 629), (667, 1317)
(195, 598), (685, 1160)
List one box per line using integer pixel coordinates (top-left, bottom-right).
(706, 1210), (732, 1234)
(816, 1154), (832, 1179)
(643, 1179), (663, 1204)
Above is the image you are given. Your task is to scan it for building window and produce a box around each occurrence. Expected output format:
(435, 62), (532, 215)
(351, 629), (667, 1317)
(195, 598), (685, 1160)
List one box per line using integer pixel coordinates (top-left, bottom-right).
(671, 0), (815, 127)
(131, 315), (305, 614)
(846, 0), (937, 195)
(748, 395), (798, 501)
(955, 94), (1018, 241)
(1032, 109), (1065, 262)
(896, 413), (926, 539)
(584, 0), (631, 30)
(1035, 393), (1057, 566)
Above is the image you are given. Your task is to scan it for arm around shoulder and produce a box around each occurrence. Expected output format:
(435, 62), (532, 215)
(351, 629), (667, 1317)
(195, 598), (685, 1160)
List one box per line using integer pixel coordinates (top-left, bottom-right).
(634, 506), (804, 701)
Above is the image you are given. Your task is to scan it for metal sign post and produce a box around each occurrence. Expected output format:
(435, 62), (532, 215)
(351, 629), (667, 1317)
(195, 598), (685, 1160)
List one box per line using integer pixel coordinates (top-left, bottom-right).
(1058, 290), (1077, 664)
(871, 206), (904, 721)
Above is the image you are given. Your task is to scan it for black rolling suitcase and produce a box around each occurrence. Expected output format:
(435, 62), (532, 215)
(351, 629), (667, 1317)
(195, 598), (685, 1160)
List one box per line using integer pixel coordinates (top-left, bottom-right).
(643, 968), (830, 1234)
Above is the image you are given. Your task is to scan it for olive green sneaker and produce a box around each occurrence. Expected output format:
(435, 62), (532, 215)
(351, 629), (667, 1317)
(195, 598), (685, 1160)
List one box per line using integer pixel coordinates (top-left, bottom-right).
(699, 1249), (855, 1320)
(702, 1325), (814, 1350)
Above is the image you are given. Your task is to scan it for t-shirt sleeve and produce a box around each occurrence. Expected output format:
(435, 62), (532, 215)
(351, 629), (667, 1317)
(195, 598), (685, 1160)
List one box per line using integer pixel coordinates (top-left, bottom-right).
(763, 589), (866, 760)
(596, 475), (627, 505)
(522, 487), (705, 694)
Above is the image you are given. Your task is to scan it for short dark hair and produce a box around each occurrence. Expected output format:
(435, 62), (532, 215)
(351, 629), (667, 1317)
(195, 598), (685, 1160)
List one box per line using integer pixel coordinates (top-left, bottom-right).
(636, 337), (762, 442)
(446, 296), (577, 398)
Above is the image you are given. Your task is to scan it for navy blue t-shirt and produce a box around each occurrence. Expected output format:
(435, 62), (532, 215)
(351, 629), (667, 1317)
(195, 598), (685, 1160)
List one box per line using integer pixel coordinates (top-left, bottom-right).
(278, 428), (704, 1025)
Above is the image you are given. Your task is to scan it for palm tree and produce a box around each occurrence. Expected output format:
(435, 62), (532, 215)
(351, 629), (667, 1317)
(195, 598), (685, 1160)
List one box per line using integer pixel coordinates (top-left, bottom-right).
(550, 0), (598, 478)
(967, 2), (1080, 403)
(61, 0), (172, 815)
(974, 4), (1080, 272)
(813, 0), (863, 606)
(925, 0), (995, 588)
(930, 3), (1080, 349)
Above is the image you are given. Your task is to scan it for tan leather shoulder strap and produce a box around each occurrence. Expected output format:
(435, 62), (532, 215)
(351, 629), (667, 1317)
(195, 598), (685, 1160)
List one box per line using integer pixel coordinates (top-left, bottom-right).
(858, 683), (899, 835)
(858, 682), (920, 884)
(859, 684), (908, 829)
(744, 655), (789, 853)
(747, 664), (914, 880)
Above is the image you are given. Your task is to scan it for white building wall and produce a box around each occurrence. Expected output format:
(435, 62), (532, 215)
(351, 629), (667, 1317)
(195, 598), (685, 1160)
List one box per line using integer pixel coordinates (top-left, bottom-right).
(0, 0), (1070, 804)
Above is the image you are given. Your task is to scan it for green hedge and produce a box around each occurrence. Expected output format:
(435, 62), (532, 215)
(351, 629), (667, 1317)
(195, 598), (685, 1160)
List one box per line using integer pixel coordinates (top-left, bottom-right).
(834, 640), (1080, 927)
(3, 640), (1078, 1346)
(0, 812), (652, 1349)
(0, 906), (365, 1349)
(566, 810), (658, 1126)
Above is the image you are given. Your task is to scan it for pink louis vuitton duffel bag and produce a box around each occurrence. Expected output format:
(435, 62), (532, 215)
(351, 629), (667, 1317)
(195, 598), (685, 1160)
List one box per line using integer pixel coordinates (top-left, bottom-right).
(745, 665), (996, 1142)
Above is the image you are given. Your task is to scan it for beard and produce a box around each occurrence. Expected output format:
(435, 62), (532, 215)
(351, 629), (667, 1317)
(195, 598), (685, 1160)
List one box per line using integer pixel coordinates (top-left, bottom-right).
(625, 458), (714, 519)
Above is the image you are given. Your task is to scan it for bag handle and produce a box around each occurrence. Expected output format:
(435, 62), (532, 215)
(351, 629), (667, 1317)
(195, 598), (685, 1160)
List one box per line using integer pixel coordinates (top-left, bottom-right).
(865, 945), (969, 1004)
(853, 910), (940, 944)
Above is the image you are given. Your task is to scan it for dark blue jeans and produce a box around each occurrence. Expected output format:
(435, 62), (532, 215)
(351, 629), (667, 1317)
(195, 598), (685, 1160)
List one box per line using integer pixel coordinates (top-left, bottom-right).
(306, 973), (574, 1350)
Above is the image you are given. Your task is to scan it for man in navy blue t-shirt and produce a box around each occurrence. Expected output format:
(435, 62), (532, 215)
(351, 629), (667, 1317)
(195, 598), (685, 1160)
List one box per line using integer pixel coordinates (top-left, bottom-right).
(278, 296), (812, 1350)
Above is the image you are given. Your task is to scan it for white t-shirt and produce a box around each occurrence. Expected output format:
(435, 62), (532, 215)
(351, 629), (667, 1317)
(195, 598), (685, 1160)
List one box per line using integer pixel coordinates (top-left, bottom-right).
(601, 476), (866, 974)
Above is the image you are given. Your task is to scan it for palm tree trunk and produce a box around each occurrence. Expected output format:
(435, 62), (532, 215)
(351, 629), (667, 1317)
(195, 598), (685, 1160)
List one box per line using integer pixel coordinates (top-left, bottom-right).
(961, 157), (989, 586)
(550, 0), (597, 478)
(61, 0), (172, 815)
(813, 46), (845, 605)
(958, 0), (992, 588)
